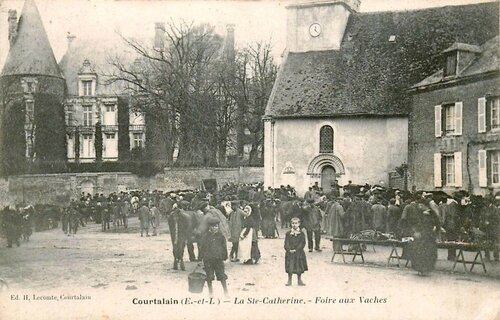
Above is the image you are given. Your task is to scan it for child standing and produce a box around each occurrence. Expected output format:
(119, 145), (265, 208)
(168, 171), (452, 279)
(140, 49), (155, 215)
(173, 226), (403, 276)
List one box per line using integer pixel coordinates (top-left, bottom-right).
(200, 218), (229, 297)
(284, 217), (307, 286)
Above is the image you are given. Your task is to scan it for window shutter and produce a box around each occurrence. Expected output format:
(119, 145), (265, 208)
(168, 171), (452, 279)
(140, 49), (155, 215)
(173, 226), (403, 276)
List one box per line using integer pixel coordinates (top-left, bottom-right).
(454, 102), (463, 135)
(454, 152), (462, 187)
(434, 153), (442, 187)
(478, 97), (486, 133)
(435, 105), (442, 137)
(478, 150), (487, 187)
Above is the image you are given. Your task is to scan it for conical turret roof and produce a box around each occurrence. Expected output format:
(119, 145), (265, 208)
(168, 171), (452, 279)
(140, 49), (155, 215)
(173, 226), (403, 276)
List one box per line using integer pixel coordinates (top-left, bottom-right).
(1, 0), (62, 78)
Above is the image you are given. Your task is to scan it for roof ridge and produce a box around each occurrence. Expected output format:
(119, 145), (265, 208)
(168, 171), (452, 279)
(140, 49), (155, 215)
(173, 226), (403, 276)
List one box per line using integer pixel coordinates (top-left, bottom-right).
(356, 1), (497, 16)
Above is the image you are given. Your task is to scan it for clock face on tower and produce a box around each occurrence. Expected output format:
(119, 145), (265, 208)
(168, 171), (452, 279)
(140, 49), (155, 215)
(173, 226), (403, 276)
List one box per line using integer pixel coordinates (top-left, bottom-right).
(309, 23), (321, 37)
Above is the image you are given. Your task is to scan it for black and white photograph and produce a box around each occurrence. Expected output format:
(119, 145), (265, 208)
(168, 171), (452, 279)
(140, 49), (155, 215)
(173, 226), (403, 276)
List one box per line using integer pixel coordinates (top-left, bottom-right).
(0, 0), (499, 319)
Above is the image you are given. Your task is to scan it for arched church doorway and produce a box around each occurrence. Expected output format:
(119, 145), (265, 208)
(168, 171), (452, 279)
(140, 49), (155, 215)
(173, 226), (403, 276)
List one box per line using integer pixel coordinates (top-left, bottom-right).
(321, 165), (336, 192)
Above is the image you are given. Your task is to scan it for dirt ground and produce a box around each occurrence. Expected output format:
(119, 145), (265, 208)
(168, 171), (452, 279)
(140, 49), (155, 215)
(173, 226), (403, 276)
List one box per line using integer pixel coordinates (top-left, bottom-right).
(0, 217), (499, 320)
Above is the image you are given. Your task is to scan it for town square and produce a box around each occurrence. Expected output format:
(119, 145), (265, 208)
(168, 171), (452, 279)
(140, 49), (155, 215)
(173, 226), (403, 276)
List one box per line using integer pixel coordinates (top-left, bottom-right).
(0, 0), (499, 319)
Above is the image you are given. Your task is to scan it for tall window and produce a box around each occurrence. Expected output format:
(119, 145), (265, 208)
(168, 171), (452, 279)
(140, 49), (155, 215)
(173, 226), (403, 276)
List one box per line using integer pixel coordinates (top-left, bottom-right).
(133, 133), (143, 149)
(491, 97), (500, 130)
(444, 52), (457, 77)
(83, 106), (93, 126)
(104, 105), (116, 126)
(443, 155), (455, 186)
(82, 134), (94, 158)
(492, 151), (500, 184)
(319, 125), (334, 153)
(82, 80), (93, 96)
(443, 104), (456, 134)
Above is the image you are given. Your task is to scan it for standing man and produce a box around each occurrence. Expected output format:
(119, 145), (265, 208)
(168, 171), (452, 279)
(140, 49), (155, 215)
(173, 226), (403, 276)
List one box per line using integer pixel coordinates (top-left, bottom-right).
(326, 197), (345, 251)
(150, 200), (160, 236)
(371, 200), (387, 232)
(138, 199), (151, 237)
(303, 200), (322, 252)
(167, 205), (191, 270)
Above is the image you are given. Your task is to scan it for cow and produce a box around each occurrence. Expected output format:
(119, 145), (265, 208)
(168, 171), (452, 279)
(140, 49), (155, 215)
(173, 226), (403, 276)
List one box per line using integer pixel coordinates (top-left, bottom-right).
(167, 206), (198, 270)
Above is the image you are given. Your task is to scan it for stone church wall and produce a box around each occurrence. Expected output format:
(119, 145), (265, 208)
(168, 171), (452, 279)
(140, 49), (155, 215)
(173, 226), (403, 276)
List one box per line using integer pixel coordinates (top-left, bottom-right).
(265, 116), (408, 196)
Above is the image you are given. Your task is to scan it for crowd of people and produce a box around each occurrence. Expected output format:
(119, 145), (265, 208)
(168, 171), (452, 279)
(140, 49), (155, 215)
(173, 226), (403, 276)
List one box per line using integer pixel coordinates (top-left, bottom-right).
(1, 181), (499, 291)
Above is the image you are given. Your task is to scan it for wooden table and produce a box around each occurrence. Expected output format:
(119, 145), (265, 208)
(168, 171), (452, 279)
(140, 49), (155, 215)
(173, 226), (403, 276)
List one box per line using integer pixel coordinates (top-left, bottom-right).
(328, 238), (409, 267)
(328, 238), (493, 274)
(437, 242), (492, 273)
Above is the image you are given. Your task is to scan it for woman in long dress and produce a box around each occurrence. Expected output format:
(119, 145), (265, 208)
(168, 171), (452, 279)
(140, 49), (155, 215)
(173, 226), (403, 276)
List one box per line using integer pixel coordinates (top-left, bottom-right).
(405, 195), (441, 275)
(239, 205), (261, 264)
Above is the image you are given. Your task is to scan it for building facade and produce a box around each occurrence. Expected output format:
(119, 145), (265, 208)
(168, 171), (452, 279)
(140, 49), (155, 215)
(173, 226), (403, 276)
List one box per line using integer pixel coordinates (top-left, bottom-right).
(264, 0), (498, 196)
(409, 37), (500, 195)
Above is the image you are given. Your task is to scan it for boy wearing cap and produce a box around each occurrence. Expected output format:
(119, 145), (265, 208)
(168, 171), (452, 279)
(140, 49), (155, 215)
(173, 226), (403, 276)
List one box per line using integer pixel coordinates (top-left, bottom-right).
(200, 218), (229, 297)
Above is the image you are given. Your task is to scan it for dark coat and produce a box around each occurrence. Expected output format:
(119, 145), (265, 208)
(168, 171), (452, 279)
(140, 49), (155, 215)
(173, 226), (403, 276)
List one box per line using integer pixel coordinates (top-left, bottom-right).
(200, 231), (228, 261)
(284, 230), (308, 274)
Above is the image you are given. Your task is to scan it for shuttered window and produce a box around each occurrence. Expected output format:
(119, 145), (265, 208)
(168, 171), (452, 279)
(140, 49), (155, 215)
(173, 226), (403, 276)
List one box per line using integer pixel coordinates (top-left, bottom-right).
(435, 105), (442, 137)
(478, 150), (487, 187)
(492, 150), (500, 184)
(443, 155), (455, 186)
(478, 97), (487, 133)
(491, 97), (500, 130)
(434, 153), (442, 187)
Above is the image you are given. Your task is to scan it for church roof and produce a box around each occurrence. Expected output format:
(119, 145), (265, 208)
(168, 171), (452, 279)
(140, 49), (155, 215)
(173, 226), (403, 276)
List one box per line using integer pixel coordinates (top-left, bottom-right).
(265, 1), (499, 118)
(1, 0), (62, 78)
(412, 36), (499, 89)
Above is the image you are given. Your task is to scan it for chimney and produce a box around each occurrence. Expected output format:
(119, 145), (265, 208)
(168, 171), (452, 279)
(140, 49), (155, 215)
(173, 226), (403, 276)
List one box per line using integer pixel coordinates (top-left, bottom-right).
(8, 9), (18, 47)
(224, 24), (235, 62)
(154, 22), (165, 51)
(67, 32), (76, 50)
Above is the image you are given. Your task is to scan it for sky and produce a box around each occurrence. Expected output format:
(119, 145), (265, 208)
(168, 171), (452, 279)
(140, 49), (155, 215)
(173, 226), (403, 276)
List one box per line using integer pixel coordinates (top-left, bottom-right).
(0, 0), (495, 68)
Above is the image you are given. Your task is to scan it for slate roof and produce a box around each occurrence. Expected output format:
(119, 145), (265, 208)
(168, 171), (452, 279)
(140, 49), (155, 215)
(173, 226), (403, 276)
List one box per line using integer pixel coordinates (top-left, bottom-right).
(265, 1), (499, 118)
(1, 0), (62, 78)
(58, 37), (138, 96)
(413, 36), (499, 89)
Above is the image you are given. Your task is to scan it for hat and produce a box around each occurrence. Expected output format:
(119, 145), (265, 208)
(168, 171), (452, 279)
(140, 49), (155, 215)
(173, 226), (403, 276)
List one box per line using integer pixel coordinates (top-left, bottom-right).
(207, 217), (220, 226)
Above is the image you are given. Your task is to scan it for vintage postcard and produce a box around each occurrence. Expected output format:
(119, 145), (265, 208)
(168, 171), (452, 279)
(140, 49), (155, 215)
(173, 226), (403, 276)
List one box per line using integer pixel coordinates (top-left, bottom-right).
(0, 0), (499, 319)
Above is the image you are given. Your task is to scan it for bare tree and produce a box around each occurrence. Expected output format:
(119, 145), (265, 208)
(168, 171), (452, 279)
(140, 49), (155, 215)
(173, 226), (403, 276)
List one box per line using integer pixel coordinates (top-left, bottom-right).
(233, 41), (277, 165)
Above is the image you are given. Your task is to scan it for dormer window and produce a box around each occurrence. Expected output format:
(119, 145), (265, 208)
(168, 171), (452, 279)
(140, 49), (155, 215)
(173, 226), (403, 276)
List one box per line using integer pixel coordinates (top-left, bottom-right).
(82, 80), (93, 96)
(78, 59), (97, 97)
(444, 52), (457, 77)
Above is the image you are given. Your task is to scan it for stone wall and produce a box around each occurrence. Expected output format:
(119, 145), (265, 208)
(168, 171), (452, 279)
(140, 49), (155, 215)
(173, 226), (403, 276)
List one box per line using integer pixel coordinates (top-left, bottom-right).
(8, 167), (264, 205)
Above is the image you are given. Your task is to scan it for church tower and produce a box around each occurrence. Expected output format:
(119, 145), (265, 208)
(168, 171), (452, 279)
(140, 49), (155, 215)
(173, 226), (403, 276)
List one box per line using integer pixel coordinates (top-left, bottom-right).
(0, 0), (66, 176)
(286, 0), (360, 52)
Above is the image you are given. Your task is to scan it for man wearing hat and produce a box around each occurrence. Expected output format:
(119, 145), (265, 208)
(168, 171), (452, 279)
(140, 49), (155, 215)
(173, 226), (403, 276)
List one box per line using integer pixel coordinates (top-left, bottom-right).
(200, 217), (229, 297)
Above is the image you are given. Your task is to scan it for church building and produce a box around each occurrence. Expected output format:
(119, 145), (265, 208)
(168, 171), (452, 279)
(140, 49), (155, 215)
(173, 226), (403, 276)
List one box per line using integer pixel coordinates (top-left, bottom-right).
(264, 0), (498, 196)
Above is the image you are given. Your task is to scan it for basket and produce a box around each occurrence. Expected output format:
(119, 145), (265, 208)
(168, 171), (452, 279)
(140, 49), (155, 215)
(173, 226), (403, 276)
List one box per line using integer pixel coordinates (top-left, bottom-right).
(188, 265), (206, 293)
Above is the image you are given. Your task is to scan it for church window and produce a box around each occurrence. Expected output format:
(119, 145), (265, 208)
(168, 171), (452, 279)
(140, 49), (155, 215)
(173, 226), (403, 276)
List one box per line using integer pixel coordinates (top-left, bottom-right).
(319, 125), (334, 153)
